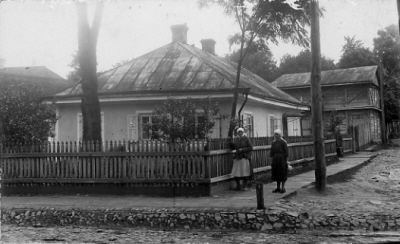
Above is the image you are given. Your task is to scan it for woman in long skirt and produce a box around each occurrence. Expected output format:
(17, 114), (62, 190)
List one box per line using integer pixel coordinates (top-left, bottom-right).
(270, 129), (289, 193)
(230, 128), (253, 190)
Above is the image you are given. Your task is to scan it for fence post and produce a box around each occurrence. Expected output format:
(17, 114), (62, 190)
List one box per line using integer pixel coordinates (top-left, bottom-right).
(256, 182), (265, 209)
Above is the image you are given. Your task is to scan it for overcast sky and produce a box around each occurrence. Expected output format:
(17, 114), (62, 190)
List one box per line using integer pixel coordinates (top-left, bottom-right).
(0, 0), (397, 79)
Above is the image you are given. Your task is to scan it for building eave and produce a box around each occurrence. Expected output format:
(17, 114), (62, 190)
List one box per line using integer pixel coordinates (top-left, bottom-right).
(247, 95), (309, 110)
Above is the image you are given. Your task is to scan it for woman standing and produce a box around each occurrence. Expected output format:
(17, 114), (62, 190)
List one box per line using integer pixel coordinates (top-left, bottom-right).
(270, 129), (289, 193)
(230, 128), (253, 191)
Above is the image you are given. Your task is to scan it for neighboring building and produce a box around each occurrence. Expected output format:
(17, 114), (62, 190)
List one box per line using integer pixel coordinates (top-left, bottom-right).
(272, 65), (383, 145)
(0, 66), (70, 96)
(48, 24), (308, 142)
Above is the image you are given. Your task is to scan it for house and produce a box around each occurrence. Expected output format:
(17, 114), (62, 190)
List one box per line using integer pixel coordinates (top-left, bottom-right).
(0, 66), (71, 96)
(272, 66), (383, 146)
(48, 24), (309, 142)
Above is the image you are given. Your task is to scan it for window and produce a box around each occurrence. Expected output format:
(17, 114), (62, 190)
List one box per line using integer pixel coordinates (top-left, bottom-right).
(369, 88), (380, 107)
(301, 117), (311, 136)
(77, 112), (104, 141)
(269, 116), (282, 136)
(243, 113), (254, 137)
(127, 115), (137, 141)
(138, 114), (152, 140)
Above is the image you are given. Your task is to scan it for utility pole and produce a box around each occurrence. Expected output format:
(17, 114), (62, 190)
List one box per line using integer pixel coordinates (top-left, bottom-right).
(379, 63), (386, 144)
(310, 0), (326, 192)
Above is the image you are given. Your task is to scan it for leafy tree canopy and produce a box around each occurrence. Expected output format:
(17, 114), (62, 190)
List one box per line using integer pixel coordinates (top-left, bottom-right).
(374, 24), (400, 75)
(275, 49), (336, 76)
(225, 48), (278, 81)
(199, 0), (316, 136)
(0, 83), (57, 143)
(144, 97), (222, 144)
(337, 36), (377, 69)
(373, 25), (400, 123)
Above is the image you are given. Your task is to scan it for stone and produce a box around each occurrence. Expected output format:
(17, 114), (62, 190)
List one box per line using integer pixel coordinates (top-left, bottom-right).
(247, 214), (256, 219)
(261, 223), (273, 231)
(286, 212), (299, 218)
(268, 216), (279, 222)
(370, 200), (382, 205)
(273, 223), (283, 229)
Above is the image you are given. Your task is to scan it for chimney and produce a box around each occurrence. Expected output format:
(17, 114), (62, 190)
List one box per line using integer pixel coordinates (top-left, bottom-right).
(200, 39), (216, 55)
(170, 24), (188, 43)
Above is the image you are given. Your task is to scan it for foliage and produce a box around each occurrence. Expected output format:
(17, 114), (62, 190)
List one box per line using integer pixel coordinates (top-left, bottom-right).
(337, 36), (377, 69)
(66, 51), (80, 84)
(0, 83), (57, 143)
(144, 97), (222, 143)
(200, 0), (315, 137)
(324, 111), (345, 135)
(383, 75), (400, 123)
(225, 49), (278, 81)
(373, 25), (400, 124)
(276, 49), (336, 76)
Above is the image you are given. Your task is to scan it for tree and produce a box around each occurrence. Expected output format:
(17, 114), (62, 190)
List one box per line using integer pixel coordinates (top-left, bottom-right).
(144, 97), (221, 145)
(76, 1), (104, 142)
(373, 25), (400, 124)
(226, 49), (278, 81)
(200, 0), (314, 137)
(276, 49), (335, 76)
(337, 36), (377, 69)
(0, 83), (57, 143)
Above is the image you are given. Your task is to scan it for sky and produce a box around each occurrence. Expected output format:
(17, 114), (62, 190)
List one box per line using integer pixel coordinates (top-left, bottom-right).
(0, 0), (397, 79)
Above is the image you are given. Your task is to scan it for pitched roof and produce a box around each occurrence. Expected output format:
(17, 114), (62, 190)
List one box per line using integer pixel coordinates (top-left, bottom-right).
(0, 66), (70, 96)
(272, 65), (379, 88)
(56, 42), (303, 106)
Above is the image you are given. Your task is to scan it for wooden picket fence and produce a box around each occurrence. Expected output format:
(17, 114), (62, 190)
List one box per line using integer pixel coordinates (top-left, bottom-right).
(1, 136), (342, 185)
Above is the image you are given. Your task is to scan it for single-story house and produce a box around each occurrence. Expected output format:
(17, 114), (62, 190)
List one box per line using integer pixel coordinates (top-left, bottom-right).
(272, 65), (384, 145)
(47, 24), (309, 142)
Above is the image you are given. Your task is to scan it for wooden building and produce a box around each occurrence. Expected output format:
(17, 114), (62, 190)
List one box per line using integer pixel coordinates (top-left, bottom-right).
(272, 66), (383, 147)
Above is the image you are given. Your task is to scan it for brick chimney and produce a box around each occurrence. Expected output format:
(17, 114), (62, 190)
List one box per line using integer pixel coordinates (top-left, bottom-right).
(200, 39), (216, 55)
(170, 24), (188, 43)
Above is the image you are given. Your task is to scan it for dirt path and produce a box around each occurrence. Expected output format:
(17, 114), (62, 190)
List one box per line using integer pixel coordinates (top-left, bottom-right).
(284, 142), (400, 217)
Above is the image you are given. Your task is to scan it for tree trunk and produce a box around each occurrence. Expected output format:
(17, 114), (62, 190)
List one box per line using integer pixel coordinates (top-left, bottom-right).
(76, 2), (104, 142)
(310, 0), (326, 192)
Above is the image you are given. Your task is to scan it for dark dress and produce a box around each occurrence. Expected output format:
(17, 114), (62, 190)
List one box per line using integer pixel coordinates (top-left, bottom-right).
(270, 139), (289, 182)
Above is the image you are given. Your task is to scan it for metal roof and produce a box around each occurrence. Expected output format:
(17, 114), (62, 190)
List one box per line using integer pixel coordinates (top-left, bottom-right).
(272, 65), (379, 88)
(56, 42), (303, 106)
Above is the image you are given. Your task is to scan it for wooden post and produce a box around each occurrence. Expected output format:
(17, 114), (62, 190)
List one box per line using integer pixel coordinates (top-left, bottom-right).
(255, 182), (265, 209)
(378, 63), (386, 144)
(310, 0), (326, 192)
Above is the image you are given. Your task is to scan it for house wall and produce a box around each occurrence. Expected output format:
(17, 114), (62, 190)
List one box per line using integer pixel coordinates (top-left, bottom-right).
(283, 84), (380, 110)
(55, 97), (304, 142)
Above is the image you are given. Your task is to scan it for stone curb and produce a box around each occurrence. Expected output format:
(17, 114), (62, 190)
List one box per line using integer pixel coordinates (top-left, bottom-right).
(2, 207), (399, 232)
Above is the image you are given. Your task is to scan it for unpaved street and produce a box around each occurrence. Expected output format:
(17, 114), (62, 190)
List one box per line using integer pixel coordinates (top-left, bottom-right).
(2, 144), (400, 244)
(2, 225), (400, 244)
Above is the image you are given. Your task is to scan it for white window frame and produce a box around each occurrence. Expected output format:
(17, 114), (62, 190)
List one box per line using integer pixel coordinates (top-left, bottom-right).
(127, 115), (137, 141)
(137, 111), (154, 140)
(243, 112), (254, 137)
(268, 115), (282, 137)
